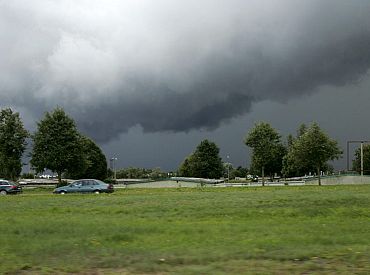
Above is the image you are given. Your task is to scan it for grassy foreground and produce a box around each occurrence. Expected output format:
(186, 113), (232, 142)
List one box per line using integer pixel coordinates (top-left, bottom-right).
(1, 185), (370, 274)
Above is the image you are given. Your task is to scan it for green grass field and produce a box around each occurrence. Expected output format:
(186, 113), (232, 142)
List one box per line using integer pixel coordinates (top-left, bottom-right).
(1, 185), (370, 274)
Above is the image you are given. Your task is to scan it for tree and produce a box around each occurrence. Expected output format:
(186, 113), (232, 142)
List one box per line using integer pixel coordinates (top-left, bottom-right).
(287, 134), (295, 148)
(115, 167), (167, 180)
(31, 108), (84, 184)
(0, 108), (29, 180)
(231, 166), (248, 179)
(222, 164), (248, 180)
(352, 144), (370, 175)
(283, 123), (342, 185)
(283, 123), (327, 178)
(178, 140), (223, 179)
(244, 122), (285, 185)
(297, 123), (307, 137)
(149, 167), (166, 179)
(223, 162), (233, 180)
(65, 136), (108, 180)
(178, 155), (194, 177)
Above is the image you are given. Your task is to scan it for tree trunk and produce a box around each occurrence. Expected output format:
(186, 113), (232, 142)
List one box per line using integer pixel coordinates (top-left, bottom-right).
(317, 167), (321, 186)
(262, 166), (265, 187)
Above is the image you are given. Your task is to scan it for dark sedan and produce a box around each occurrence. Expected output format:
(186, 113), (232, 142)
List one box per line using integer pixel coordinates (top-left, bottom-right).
(0, 179), (22, 195)
(53, 179), (114, 194)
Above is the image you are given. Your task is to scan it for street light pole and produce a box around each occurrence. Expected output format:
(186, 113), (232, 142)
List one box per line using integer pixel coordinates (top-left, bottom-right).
(110, 157), (118, 180)
(347, 140), (370, 174)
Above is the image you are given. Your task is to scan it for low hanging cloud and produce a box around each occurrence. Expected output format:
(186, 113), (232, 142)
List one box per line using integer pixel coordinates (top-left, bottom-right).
(1, 0), (370, 142)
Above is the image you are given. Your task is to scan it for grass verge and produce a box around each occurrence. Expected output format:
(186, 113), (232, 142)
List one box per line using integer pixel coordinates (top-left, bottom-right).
(1, 185), (370, 274)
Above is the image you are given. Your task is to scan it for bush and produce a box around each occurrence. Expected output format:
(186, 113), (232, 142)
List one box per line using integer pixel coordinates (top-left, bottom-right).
(21, 173), (35, 179)
(56, 180), (69, 187)
(104, 178), (117, 184)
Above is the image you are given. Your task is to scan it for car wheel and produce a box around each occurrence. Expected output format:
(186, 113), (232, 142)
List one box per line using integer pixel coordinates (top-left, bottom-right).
(59, 191), (66, 195)
(0, 190), (7, 195)
(94, 190), (100, 194)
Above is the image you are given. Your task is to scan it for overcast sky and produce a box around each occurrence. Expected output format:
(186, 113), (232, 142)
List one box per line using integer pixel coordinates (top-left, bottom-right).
(1, 1), (370, 171)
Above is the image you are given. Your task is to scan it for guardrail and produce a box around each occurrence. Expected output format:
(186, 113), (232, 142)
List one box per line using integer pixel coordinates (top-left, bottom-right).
(171, 177), (225, 184)
(18, 179), (74, 185)
(220, 181), (305, 187)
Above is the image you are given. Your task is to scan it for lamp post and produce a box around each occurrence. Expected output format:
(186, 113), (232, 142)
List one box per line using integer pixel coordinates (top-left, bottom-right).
(347, 140), (370, 175)
(110, 157), (118, 180)
(227, 155), (230, 182)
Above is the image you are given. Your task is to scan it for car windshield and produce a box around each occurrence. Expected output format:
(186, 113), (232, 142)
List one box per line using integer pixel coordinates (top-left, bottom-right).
(94, 180), (106, 185)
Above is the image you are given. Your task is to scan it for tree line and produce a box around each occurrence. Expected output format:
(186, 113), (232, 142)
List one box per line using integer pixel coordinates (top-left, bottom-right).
(0, 107), (107, 184)
(1, 106), (366, 185)
(115, 167), (167, 180)
(178, 122), (346, 185)
(245, 122), (342, 185)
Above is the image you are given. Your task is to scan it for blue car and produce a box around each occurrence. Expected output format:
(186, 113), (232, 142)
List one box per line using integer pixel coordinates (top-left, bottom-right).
(0, 179), (22, 195)
(53, 179), (114, 194)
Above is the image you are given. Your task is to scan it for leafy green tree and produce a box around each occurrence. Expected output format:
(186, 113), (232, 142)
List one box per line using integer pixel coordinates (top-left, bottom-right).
(244, 122), (285, 185)
(178, 140), (223, 179)
(223, 162), (233, 180)
(231, 166), (248, 178)
(31, 107), (84, 184)
(249, 143), (286, 181)
(116, 167), (142, 179)
(65, 136), (108, 180)
(283, 152), (334, 178)
(297, 123), (307, 137)
(0, 108), (29, 180)
(352, 144), (370, 175)
(107, 168), (114, 179)
(115, 167), (166, 179)
(283, 123), (342, 185)
(287, 134), (295, 148)
(268, 143), (286, 180)
(282, 151), (300, 178)
(149, 167), (166, 179)
(21, 172), (35, 179)
(283, 124), (319, 178)
(178, 155), (194, 177)
(222, 164), (248, 180)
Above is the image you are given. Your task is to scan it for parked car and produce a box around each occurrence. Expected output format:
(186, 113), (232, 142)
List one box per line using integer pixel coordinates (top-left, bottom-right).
(0, 179), (23, 195)
(53, 179), (114, 194)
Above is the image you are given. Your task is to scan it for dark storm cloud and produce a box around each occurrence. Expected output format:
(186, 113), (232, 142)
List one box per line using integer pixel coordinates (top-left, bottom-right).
(1, 0), (370, 142)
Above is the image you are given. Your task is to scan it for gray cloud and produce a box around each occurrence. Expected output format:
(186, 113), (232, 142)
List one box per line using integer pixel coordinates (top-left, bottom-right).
(1, 0), (370, 142)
